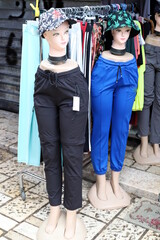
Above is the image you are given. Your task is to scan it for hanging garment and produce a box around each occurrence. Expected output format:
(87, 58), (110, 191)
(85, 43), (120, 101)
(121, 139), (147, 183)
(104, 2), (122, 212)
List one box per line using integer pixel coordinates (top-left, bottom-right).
(132, 21), (145, 111)
(18, 21), (49, 166)
(91, 22), (104, 70)
(82, 22), (93, 151)
(68, 22), (83, 72)
(143, 0), (150, 19)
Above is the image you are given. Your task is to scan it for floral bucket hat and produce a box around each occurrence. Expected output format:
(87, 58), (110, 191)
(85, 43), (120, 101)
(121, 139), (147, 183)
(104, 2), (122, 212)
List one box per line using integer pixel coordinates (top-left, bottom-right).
(106, 10), (140, 38)
(38, 8), (76, 37)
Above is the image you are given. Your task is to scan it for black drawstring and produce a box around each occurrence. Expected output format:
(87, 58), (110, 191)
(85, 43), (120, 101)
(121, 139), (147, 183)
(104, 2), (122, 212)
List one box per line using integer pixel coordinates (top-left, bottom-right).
(116, 65), (122, 83)
(55, 73), (58, 87)
(49, 72), (58, 87)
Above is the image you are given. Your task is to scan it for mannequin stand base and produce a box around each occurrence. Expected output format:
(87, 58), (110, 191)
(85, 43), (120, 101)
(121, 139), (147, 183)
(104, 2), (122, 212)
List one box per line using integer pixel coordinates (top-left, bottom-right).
(133, 144), (160, 165)
(88, 180), (131, 210)
(37, 211), (86, 240)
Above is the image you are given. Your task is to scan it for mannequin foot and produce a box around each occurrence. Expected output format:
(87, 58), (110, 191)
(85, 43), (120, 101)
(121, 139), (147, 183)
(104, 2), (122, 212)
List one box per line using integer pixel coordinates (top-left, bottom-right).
(140, 150), (148, 158)
(45, 206), (60, 234)
(110, 180), (123, 200)
(64, 210), (76, 239)
(140, 136), (148, 158)
(154, 151), (160, 158)
(140, 145), (148, 158)
(96, 175), (107, 201)
(110, 171), (123, 199)
(96, 181), (107, 201)
(153, 144), (160, 158)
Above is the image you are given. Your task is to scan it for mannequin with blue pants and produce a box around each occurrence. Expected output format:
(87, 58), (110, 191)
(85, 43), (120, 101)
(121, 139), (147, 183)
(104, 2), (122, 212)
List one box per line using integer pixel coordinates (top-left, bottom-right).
(88, 10), (140, 209)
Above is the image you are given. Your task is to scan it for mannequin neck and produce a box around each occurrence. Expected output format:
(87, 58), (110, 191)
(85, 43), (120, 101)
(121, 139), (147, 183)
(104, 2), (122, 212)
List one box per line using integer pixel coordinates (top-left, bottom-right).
(48, 54), (67, 65)
(154, 24), (160, 36)
(111, 41), (126, 50)
(110, 47), (126, 56)
(48, 47), (67, 65)
(155, 23), (160, 33)
(110, 42), (126, 56)
(154, 29), (160, 36)
(49, 47), (66, 58)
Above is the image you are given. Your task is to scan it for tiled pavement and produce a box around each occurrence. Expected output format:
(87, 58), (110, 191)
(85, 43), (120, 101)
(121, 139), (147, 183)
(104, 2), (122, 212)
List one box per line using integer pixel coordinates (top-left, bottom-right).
(0, 109), (160, 240)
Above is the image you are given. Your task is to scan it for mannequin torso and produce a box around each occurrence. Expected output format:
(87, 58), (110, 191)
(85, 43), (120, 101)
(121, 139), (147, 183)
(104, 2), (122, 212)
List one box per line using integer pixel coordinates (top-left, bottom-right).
(40, 58), (78, 73)
(144, 11), (160, 47)
(145, 34), (160, 47)
(101, 50), (134, 62)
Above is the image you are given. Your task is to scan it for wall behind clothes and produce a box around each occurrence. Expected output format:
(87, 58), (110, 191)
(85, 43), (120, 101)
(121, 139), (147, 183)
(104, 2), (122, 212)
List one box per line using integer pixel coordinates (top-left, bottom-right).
(0, 0), (36, 113)
(0, 0), (101, 113)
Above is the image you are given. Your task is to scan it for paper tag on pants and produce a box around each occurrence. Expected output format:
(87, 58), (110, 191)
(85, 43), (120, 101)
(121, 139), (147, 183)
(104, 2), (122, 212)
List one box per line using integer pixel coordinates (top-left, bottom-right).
(72, 96), (80, 111)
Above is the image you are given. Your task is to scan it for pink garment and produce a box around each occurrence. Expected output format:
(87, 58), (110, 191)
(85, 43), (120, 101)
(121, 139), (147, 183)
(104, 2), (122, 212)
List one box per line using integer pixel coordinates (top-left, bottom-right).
(134, 36), (138, 60)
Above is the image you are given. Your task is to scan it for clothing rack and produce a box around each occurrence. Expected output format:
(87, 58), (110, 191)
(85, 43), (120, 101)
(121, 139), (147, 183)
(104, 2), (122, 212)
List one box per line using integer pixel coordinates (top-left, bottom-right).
(18, 2), (136, 201)
(57, 3), (135, 15)
(18, 166), (46, 200)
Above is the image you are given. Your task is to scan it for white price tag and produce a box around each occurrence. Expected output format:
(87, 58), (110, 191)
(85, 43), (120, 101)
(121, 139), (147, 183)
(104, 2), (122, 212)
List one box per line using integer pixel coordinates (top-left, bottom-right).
(72, 96), (80, 111)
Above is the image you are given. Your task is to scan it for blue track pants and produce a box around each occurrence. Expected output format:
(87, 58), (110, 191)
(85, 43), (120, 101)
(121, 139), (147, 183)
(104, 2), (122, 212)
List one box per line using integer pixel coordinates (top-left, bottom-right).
(91, 55), (138, 174)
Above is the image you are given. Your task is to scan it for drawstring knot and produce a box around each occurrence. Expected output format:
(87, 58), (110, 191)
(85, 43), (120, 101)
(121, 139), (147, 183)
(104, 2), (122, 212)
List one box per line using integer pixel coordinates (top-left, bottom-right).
(116, 65), (122, 83)
(49, 72), (58, 87)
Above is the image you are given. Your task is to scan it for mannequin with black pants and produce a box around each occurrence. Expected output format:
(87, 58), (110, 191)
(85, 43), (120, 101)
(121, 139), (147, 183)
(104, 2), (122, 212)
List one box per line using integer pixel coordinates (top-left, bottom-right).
(34, 8), (88, 240)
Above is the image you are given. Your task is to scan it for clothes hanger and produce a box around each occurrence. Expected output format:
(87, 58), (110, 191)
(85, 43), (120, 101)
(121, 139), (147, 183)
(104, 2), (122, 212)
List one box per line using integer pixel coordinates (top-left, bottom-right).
(120, 3), (127, 11)
(81, 6), (96, 25)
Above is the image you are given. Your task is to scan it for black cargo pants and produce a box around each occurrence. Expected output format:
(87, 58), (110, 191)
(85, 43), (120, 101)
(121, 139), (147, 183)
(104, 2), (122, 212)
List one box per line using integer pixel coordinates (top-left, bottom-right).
(34, 66), (88, 210)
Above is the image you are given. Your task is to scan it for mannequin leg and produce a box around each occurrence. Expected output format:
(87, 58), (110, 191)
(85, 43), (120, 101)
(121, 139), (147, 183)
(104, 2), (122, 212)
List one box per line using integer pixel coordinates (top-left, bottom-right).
(110, 171), (123, 199)
(109, 65), (137, 199)
(45, 205), (61, 233)
(136, 60), (154, 160)
(59, 77), (88, 239)
(150, 70), (160, 159)
(64, 210), (77, 239)
(96, 174), (107, 200)
(140, 136), (148, 158)
(34, 106), (62, 233)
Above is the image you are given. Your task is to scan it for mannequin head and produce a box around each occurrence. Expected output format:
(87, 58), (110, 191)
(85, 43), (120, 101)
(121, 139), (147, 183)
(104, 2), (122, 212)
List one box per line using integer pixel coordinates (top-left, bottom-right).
(155, 13), (160, 28)
(155, 13), (160, 30)
(38, 8), (76, 56)
(111, 27), (131, 49)
(154, 4), (160, 31)
(105, 10), (139, 50)
(43, 21), (69, 56)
